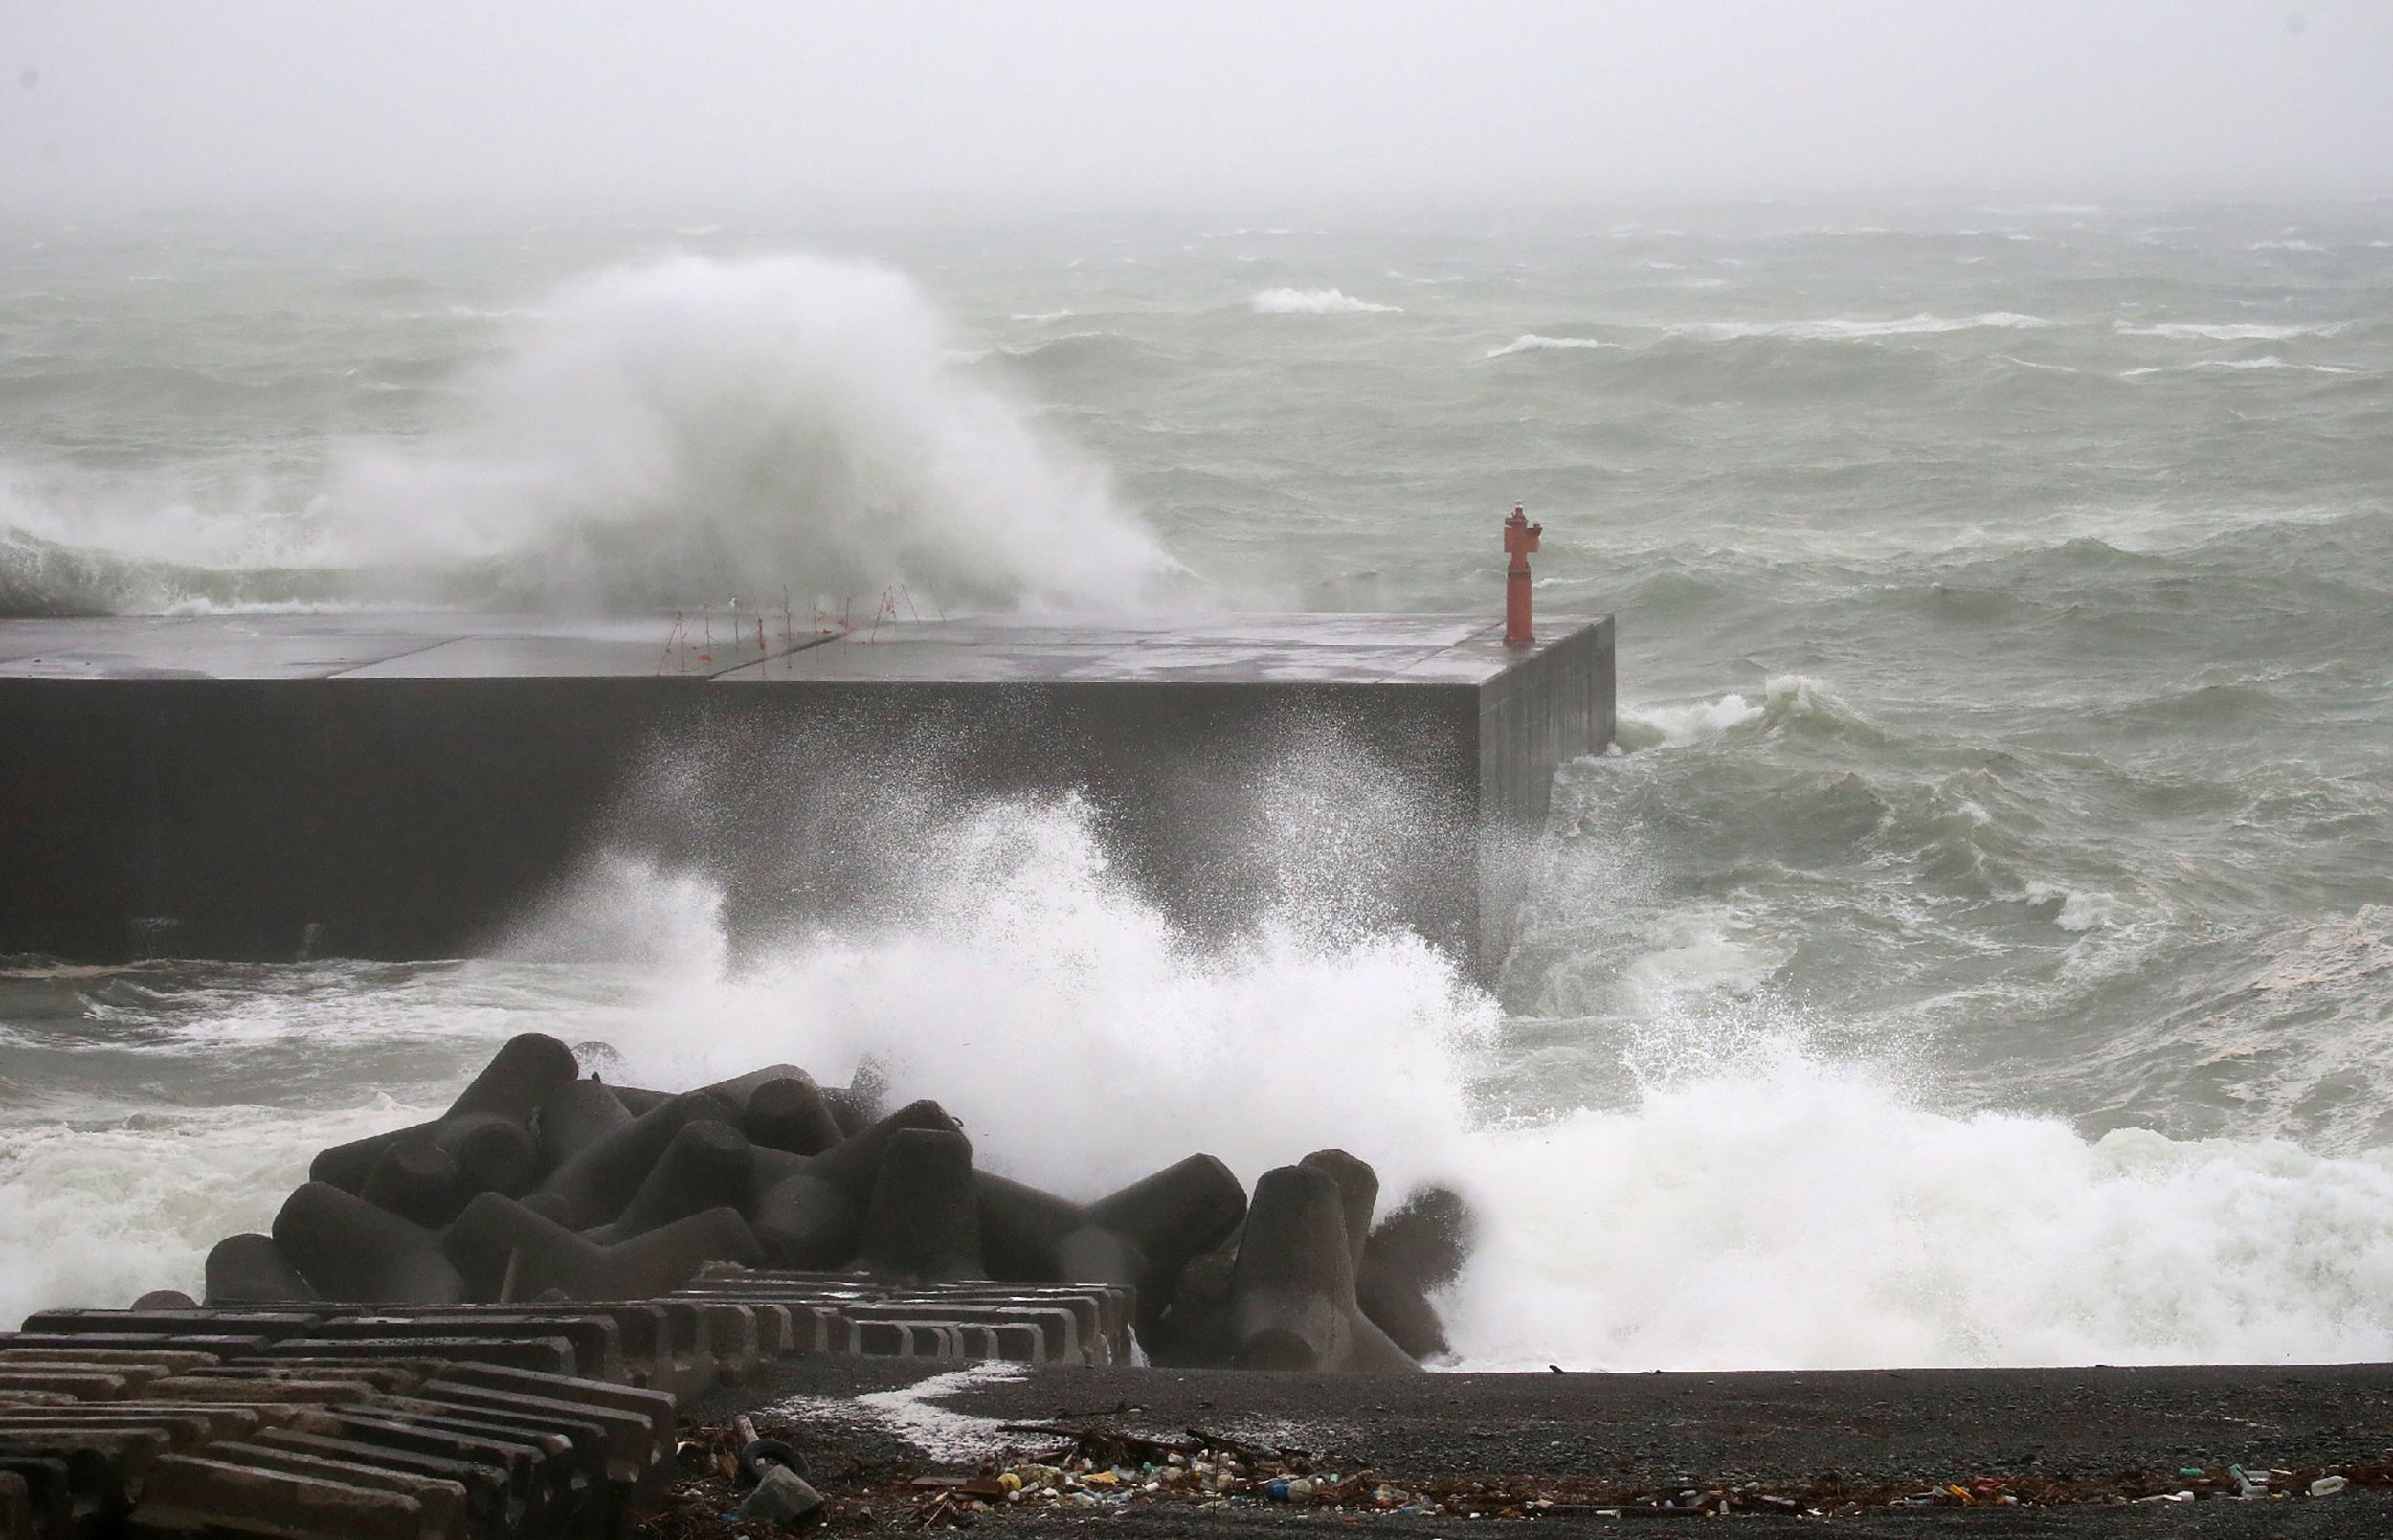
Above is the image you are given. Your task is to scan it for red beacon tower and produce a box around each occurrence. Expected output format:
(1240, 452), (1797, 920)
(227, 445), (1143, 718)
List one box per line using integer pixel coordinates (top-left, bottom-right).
(1503, 503), (1542, 648)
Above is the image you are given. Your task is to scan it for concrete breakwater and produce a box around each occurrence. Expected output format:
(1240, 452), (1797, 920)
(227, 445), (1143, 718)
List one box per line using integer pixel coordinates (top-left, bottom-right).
(0, 609), (1614, 978)
(181, 1034), (1476, 1375)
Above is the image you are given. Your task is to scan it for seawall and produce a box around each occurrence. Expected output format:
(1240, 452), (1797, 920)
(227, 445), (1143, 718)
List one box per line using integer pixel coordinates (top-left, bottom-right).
(0, 611), (1614, 974)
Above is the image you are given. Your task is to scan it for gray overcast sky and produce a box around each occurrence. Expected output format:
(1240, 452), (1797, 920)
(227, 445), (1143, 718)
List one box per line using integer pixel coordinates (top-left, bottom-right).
(6, 1), (2390, 210)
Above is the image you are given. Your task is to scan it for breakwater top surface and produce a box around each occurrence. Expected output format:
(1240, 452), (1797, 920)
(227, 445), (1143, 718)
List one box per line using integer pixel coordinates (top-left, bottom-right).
(1, 200), (2390, 1371)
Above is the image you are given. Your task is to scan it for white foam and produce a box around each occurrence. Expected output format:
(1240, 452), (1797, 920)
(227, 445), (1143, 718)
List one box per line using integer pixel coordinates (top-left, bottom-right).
(771, 1363), (1027, 1462)
(1616, 691), (1764, 748)
(496, 790), (2393, 1372)
(2115, 321), (2348, 341)
(2121, 357), (2359, 377)
(1487, 335), (1623, 358)
(1249, 287), (1401, 315)
(582, 795), (1495, 1204)
(0, 1099), (431, 1324)
(1448, 1045), (2393, 1370)
(10, 784), (2393, 1370)
(329, 254), (1178, 611)
(2024, 881), (2134, 932)
(1670, 313), (2056, 342)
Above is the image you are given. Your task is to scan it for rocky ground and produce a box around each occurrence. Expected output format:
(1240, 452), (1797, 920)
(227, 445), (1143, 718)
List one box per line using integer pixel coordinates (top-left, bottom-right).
(648, 1359), (2393, 1534)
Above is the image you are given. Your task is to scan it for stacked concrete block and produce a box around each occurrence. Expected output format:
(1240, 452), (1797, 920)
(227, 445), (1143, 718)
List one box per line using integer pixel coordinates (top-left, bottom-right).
(176, 1036), (1473, 1373)
(0, 1320), (673, 1540)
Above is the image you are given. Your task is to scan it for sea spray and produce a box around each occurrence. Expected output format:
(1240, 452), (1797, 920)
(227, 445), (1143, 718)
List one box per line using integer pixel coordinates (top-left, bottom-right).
(331, 254), (1177, 611)
(10, 791), (2393, 1366)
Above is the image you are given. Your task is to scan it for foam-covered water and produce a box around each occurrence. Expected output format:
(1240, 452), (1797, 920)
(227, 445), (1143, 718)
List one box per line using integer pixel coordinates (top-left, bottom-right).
(2, 199), (2389, 1366)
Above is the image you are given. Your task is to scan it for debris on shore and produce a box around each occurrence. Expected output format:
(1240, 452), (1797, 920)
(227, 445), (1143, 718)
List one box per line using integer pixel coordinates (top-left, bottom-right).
(652, 1411), (2390, 1532)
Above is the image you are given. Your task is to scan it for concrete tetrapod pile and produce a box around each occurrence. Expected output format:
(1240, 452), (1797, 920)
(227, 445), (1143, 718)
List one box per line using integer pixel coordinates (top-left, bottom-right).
(190, 1034), (1477, 1373)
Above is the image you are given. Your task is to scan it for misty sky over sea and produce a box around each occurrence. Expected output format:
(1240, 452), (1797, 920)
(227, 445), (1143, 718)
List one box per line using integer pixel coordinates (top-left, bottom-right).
(5, 1), (2392, 209)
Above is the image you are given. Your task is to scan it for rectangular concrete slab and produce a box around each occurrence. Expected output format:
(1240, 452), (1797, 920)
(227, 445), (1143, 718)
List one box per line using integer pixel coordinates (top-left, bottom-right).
(0, 610), (1612, 974)
(713, 613), (1545, 686)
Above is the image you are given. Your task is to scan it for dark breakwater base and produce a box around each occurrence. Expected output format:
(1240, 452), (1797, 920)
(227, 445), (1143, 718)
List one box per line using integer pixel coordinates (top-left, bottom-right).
(693, 1357), (2393, 1534)
(0, 611), (1612, 977)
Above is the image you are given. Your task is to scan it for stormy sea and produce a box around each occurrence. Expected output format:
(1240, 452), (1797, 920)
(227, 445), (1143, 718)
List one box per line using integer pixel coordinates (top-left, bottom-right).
(2, 198), (2388, 1369)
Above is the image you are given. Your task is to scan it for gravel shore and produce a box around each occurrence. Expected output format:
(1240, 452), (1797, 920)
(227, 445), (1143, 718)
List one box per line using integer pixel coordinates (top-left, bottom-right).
(656, 1359), (2393, 1533)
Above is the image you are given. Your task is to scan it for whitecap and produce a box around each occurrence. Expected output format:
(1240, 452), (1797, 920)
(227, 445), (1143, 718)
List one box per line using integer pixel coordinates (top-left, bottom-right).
(1668, 312), (2055, 341)
(2121, 357), (2359, 377)
(1617, 691), (1764, 747)
(1486, 334), (1622, 359)
(2114, 321), (2348, 341)
(1250, 287), (1401, 315)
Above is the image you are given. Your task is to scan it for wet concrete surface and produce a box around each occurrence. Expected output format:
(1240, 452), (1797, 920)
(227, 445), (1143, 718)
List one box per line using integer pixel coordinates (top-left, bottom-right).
(0, 611), (1584, 684)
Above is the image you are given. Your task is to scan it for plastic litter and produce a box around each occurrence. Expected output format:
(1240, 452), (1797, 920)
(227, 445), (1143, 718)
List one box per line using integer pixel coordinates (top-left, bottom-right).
(2311, 1475), (2348, 1497)
(739, 1465), (826, 1531)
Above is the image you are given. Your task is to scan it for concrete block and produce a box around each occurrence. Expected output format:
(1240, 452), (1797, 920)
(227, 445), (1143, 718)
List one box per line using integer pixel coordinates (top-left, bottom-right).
(358, 1144), (470, 1229)
(132, 1451), (435, 1540)
(206, 1233), (322, 1307)
(416, 1380), (658, 1484)
(142, 1375), (392, 1404)
(16, 1310), (318, 1340)
(0, 1366), (131, 1399)
(429, 1364), (674, 1450)
(273, 1183), (466, 1305)
(313, 1410), (548, 1520)
(744, 1074), (842, 1156)
(189, 1440), (472, 1540)
(310, 1034), (578, 1194)
(1296, 1149), (1378, 1273)
(698, 1065), (813, 1114)
(1356, 1184), (1475, 1360)
(0, 1348), (219, 1373)
(853, 1128), (984, 1282)
(251, 1428), (507, 1535)
(445, 1194), (760, 1302)
(532, 1079), (632, 1169)
(532, 1091), (737, 1230)
(750, 1100), (958, 1268)
(303, 1316), (623, 1382)
(1226, 1164), (1419, 1373)
(369, 1395), (602, 1497)
(263, 1333), (580, 1374)
(425, 1114), (541, 1203)
(585, 1118), (751, 1244)
(0, 1456), (71, 1537)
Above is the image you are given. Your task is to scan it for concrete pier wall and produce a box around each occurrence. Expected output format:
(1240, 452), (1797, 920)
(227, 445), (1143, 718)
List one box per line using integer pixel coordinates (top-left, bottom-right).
(0, 613), (1613, 974)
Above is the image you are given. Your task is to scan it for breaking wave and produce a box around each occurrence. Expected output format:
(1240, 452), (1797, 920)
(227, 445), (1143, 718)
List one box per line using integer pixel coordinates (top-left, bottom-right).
(1667, 312), (2056, 341)
(2121, 357), (2360, 377)
(14, 792), (2393, 1371)
(1487, 335), (1625, 358)
(2116, 321), (2351, 341)
(332, 255), (1178, 611)
(1250, 287), (1402, 315)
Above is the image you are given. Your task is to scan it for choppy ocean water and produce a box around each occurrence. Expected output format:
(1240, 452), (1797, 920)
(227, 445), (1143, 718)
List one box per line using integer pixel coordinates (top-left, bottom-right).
(1, 199), (2388, 1367)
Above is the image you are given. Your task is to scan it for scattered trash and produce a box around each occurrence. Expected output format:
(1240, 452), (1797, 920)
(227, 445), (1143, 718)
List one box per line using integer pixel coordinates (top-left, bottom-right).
(734, 1412), (810, 1485)
(657, 1411), (2385, 1531)
(738, 1464), (826, 1531)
